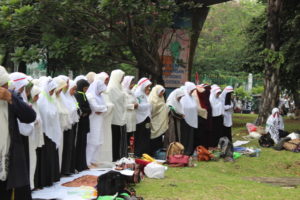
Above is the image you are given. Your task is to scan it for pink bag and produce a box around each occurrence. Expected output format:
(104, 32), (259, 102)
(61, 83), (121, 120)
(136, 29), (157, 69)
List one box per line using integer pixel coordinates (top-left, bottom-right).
(168, 154), (189, 166)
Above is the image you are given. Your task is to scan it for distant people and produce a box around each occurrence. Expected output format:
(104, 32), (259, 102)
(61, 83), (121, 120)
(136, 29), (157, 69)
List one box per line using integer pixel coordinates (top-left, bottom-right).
(265, 108), (285, 144)
(221, 86), (234, 142)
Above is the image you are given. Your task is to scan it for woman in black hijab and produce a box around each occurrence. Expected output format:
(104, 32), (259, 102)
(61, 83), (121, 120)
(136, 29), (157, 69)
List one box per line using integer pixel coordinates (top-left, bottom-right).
(74, 79), (91, 171)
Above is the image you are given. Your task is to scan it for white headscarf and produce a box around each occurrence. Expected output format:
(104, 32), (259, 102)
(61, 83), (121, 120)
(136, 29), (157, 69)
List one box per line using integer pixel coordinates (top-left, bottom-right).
(107, 69), (126, 126)
(266, 108), (284, 144)
(65, 80), (79, 124)
(95, 72), (109, 84)
(74, 75), (87, 83)
(86, 79), (107, 106)
(134, 77), (152, 124)
(86, 72), (96, 84)
(209, 84), (224, 117)
(180, 82), (198, 128)
(148, 85), (169, 139)
(9, 72), (29, 92)
(166, 88), (185, 115)
(0, 66), (10, 86)
(122, 76), (134, 94)
(37, 78), (62, 148)
(0, 66), (10, 181)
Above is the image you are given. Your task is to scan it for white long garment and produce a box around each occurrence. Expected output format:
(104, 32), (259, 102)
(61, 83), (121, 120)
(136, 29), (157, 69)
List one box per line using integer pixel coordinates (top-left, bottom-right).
(209, 84), (224, 117)
(148, 85), (169, 139)
(107, 69), (126, 126)
(134, 78), (152, 124)
(180, 82), (198, 128)
(86, 80), (108, 146)
(166, 88), (185, 115)
(221, 86), (234, 127)
(37, 80), (62, 148)
(265, 108), (284, 144)
(122, 76), (137, 132)
(64, 80), (79, 125)
(86, 80), (107, 165)
(28, 86), (44, 189)
(93, 92), (114, 163)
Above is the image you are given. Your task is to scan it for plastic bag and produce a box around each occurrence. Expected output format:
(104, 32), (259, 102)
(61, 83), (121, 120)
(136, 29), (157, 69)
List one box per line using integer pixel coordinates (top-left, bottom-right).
(246, 123), (257, 133)
(144, 163), (167, 179)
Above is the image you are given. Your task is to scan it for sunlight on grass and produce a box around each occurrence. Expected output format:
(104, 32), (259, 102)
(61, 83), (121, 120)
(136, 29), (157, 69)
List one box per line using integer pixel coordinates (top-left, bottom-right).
(135, 114), (300, 200)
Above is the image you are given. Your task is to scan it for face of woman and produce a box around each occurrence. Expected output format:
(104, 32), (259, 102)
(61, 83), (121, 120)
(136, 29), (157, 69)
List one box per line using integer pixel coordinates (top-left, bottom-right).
(83, 86), (89, 93)
(145, 85), (151, 95)
(177, 96), (182, 102)
(129, 80), (135, 90)
(104, 77), (109, 86)
(49, 89), (55, 96)
(158, 90), (165, 98)
(56, 89), (62, 96)
(216, 91), (221, 98)
(32, 95), (39, 103)
(18, 86), (25, 94)
(120, 75), (124, 84)
(190, 89), (196, 96)
(69, 86), (77, 96)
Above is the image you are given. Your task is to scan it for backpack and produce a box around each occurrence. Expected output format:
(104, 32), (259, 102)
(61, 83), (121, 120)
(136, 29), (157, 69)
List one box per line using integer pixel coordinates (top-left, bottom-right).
(259, 133), (275, 147)
(196, 146), (214, 161)
(166, 142), (184, 159)
(218, 137), (234, 159)
(96, 171), (127, 197)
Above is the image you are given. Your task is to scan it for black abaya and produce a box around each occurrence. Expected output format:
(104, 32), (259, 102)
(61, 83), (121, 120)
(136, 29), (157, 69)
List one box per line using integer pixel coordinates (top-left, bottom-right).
(134, 117), (151, 157)
(61, 124), (77, 175)
(180, 119), (194, 156)
(150, 135), (164, 156)
(223, 126), (232, 142)
(112, 125), (128, 161)
(211, 116), (223, 147)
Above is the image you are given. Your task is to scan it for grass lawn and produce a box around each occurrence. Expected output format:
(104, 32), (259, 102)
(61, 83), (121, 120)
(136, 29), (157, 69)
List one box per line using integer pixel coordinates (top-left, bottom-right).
(134, 114), (300, 200)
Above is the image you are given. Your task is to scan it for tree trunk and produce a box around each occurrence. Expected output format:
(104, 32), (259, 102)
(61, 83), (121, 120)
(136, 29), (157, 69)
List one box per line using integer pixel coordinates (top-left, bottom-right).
(188, 6), (210, 80)
(256, 0), (284, 125)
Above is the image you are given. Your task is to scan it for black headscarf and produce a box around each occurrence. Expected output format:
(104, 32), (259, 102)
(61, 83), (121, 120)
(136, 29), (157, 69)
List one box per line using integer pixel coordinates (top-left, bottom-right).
(76, 79), (90, 92)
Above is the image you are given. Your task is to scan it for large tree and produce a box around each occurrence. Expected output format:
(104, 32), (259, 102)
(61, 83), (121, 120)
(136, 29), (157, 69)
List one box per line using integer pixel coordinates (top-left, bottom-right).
(0, 0), (212, 83)
(243, 0), (300, 122)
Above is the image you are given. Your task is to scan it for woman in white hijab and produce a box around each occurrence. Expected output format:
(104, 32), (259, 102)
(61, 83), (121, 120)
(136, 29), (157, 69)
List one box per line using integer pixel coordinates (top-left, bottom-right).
(265, 108), (284, 144)
(221, 86), (234, 142)
(86, 80), (107, 167)
(53, 77), (71, 172)
(180, 82), (198, 155)
(61, 79), (79, 175)
(86, 72), (96, 84)
(122, 76), (138, 152)
(148, 85), (169, 155)
(209, 84), (224, 147)
(134, 77), (152, 157)
(28, 85), (43, 189)
(165, 88), (185, 146)
(36, 78), (61, 187)
(9, 72), (29, 97)
(107, 69), (128, 161)
(92, 72), (114, 165)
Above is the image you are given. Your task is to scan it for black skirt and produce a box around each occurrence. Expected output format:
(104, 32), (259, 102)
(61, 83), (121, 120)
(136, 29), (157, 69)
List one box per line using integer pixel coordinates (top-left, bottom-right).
(180, 119), (195, 156)
(0, 181), (32, 200)
(34, 134), (60, 188)
(210, 116), (224, 147)
(223, 126), (232, 142)
(112, 125), (128, 161)
(134, 117), (151, 157)
(150, 135), (164, 156)
(61, 124), (77, 175)
(194, 116), (211, 149)
(75, 117), (89, 172)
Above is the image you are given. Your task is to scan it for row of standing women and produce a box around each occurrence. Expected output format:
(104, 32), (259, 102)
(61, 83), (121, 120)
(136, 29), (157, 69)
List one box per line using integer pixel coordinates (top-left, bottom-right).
(0, 65), (235, 200)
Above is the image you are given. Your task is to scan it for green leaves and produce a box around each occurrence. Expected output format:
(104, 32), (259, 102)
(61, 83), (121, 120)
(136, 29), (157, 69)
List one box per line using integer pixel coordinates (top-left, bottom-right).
(260, 48), (284, 68)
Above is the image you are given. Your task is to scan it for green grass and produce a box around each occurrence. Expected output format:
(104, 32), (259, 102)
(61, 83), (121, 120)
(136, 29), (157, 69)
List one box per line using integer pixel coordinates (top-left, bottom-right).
(135, 114), (300, 200)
